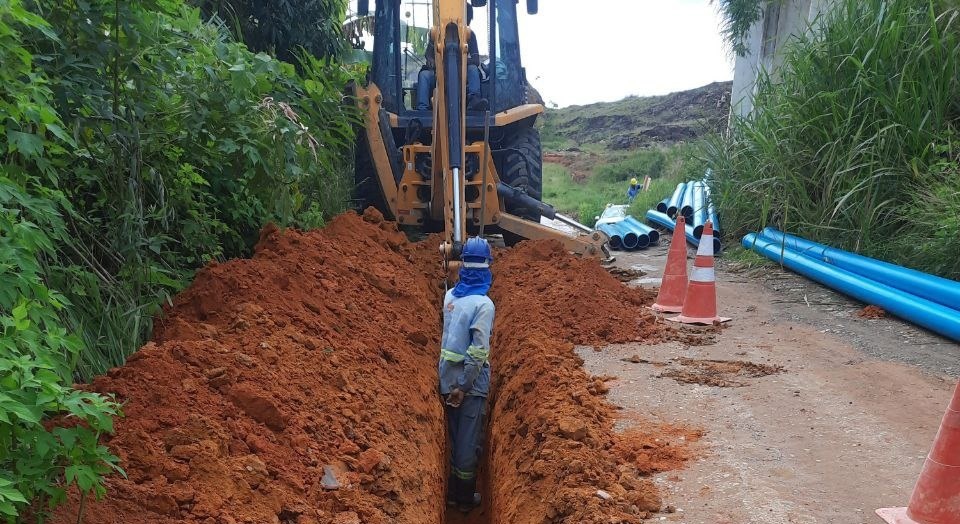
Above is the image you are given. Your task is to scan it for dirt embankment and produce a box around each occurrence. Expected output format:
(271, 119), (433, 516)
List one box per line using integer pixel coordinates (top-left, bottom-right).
(52, 213), (699, 524)
(486, 240), (692, 523)
(53, 210), (447, 524)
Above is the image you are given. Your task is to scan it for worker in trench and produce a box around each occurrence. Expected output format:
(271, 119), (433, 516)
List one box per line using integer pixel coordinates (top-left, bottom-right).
(439, 237), (495, 512)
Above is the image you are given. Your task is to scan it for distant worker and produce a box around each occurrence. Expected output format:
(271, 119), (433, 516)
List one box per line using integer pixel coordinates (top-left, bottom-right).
(439, 237), (495, 512)
(417, 4), (487, 111)
(627, 177), (641, 203)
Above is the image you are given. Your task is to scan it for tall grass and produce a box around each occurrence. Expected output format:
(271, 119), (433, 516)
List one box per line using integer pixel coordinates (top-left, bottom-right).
(542, 144), (706, 222)
(706, 0), (960, 278)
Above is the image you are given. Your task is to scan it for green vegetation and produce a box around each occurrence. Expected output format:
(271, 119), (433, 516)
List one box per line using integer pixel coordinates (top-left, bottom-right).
(712, 0), (767, 56)
(543, 145), (707, 223)
(1, 0), (355, 520)
(540, 82), (730, 152)
(540, 82), (727, 225)
(196, 0), (347, 62)
(706, 0), (960, 278)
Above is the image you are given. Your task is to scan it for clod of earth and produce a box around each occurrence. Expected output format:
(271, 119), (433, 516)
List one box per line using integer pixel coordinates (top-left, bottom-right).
(856, 305), (886, 319)
(658, 358), (784, 388)
(51, 211), (700, 524)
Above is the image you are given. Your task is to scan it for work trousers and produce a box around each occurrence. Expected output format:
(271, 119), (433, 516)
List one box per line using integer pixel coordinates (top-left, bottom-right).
(445, 394), (485, 504)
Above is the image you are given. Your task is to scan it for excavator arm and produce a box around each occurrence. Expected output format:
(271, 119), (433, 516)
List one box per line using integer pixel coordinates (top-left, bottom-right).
(352, 0), (612, 267)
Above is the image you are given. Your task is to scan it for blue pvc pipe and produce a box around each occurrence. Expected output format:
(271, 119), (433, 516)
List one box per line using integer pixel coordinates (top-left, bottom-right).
(623, 216), (659, 244)
(666, 183), (685, 219)
(692, 182), (709, 238)
(758, 228), (960, 312)
(606, 221), (640, 250)
(656, 198), (669, 214)
(619, 220), (651, 250)
(679, 181), (695, 222)
(645, 210), (721, 254)
(615, 217), (651, 249)
(743, 233), (960, 342)
(596, 223), (623, 250)
(707, 203), (721, 238)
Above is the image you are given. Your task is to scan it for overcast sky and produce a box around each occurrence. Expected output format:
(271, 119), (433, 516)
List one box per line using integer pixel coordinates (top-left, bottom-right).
(350, 1), (734, 107)
(514, 1), (734, 107)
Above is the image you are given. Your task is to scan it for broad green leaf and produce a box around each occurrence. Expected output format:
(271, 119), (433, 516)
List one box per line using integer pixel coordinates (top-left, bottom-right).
(6, 131), (44, 158)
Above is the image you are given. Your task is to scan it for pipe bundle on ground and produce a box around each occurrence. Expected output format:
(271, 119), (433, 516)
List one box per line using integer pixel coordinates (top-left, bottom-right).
(743, 229), (960, 342)
(645, 210), (722, 254)
(654, 176), (721, 239)
(596, 216), (660, 252)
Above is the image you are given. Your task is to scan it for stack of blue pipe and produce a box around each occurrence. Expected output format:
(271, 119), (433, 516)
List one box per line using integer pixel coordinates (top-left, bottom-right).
(654, 175), (722, 242)
(596, 216), (660, 252)
(743, 228), (960, 342)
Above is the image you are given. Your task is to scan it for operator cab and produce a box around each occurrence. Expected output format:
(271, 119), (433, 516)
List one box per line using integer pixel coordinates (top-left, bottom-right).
(354, 0), (538, 129)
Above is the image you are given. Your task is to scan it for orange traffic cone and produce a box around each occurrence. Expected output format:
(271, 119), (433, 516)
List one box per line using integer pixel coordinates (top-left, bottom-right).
(651, 215), (689, 313)
(876, 380), (960, 524)
(667, 221), (730, 325)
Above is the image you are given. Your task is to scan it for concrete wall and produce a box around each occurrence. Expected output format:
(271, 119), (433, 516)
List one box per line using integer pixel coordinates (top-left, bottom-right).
(729, 0), (836, 119)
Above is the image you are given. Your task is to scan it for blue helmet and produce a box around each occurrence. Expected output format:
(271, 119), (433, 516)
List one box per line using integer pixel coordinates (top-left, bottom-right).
(461, 237), (492, 268)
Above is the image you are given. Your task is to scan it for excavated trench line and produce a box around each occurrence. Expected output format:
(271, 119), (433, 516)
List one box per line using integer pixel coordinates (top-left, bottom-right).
(49, 211), (682, 524)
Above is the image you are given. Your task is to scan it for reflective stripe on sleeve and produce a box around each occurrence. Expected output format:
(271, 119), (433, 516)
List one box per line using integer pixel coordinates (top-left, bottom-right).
(466, 345), (489, 362)
(461, 261), (489, 268)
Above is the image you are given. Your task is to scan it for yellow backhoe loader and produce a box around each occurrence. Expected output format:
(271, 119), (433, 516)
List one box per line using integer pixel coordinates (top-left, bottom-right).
(350, 0), (611, 273)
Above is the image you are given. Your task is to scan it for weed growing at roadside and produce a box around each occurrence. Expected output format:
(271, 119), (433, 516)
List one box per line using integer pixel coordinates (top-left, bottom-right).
(707, 0), (960, 278)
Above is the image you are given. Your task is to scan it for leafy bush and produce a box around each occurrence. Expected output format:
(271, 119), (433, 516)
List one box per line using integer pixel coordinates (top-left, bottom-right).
(194, 0), (348, 63)
(14, 0), (359, 378)
(705, 0), (960, 278)
(1, 0), (357, 519)
(1, 3), (122, 521)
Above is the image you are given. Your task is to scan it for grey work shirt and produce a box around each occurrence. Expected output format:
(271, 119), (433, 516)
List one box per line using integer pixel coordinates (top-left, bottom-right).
(438, 290), (495, 397)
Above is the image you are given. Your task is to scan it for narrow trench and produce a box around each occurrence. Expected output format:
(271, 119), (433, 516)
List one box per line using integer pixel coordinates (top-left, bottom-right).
(442, 414), (494, 524)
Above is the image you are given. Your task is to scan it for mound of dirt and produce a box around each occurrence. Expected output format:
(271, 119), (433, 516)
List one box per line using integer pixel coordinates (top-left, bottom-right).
(487, 241), (693, 524)
(53, 209), (447, 524)
(52, 215), (699, 524)
(492, 240), (664, 346)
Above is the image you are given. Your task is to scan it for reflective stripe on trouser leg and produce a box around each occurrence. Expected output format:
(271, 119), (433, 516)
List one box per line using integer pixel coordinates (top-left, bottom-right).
(447, 395), (484, 504)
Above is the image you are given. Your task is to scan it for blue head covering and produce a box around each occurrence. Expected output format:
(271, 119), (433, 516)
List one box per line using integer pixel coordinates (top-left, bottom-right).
(452, 265), (492, 297)
(452, 237), (493, 297)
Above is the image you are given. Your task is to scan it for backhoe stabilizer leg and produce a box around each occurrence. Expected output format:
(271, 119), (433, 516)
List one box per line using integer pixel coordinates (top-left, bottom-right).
(497, 213), (614, 262)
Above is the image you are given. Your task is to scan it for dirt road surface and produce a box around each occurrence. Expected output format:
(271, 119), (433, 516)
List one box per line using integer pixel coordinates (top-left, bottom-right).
(581, 238), (959, 524)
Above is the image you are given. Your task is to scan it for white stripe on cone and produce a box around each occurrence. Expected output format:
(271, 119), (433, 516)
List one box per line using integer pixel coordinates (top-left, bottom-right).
(698, 233), (714, 257)
(690, 266), (715, 283)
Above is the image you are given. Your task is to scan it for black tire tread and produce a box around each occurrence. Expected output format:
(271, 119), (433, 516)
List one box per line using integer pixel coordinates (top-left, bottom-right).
(499, 127), (543, 246)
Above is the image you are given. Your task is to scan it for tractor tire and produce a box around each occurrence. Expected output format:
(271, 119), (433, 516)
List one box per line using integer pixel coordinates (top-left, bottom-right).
(499, 127), (543, 246)
(352, 139), (389, 216)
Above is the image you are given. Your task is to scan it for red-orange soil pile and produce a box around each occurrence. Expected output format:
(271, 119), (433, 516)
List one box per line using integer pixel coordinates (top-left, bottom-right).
(486, 240), (695, 524)
(493, 240), (664, 346)
(52, 210), (447, 524)
(613, 425), (703, 476)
